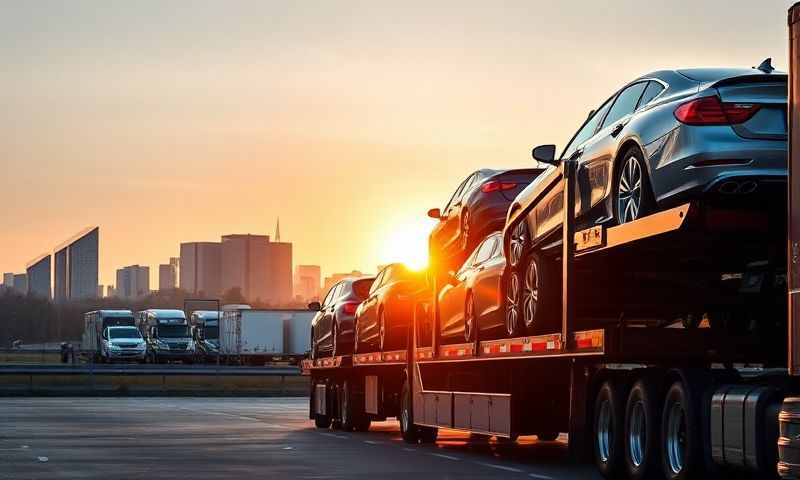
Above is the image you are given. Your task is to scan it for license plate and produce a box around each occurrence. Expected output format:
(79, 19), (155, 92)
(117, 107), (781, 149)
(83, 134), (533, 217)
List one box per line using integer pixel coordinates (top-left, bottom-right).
(575, 226), (604, 251)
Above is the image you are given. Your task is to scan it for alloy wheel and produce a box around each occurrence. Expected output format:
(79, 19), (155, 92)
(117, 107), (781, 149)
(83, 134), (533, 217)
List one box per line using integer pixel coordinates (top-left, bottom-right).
(597, 399), (613, 464)
(523, 257), (539, 328)
(618, 156), (643, 224)
(509, 221), (527, 268)
(464, 295), (475, 342)
(628, 400), (646, 468)
(505, 273), (521, 335)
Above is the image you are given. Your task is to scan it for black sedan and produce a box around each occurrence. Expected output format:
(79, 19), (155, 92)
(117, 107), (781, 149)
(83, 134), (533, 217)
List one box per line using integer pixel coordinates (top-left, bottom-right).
(438, 232), (509, 343)
(428, 168), (543, 273)
(309, 277), (374, 359)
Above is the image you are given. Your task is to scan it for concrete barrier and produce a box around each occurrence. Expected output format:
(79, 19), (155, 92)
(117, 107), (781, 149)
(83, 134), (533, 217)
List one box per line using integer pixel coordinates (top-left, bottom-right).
(0, 367), (308, 396)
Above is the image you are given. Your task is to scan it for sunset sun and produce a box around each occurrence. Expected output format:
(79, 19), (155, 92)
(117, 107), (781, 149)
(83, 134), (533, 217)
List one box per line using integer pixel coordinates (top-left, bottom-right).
(377, 216), (437, 271)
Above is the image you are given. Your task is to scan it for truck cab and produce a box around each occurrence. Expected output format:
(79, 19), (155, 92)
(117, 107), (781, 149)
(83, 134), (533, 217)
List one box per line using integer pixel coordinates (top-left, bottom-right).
(136, 309), (194, 364)
(190, 310), (220, 361)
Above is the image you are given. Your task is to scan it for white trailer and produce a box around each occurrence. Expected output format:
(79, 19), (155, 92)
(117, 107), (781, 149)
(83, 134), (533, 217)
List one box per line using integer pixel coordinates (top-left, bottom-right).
(80, 310), (136, 362)
(220, 309), (283, 365)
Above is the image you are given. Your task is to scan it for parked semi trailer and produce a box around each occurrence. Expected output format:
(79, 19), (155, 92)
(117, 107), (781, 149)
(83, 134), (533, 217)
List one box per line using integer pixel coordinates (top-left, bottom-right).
(221, 308), (314, 365)
(303, 6), (800, 479)
(80, 310), (136, 363)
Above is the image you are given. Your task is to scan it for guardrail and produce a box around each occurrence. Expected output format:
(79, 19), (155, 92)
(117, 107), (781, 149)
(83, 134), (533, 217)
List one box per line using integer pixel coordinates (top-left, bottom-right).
(0, 364), (306, 396)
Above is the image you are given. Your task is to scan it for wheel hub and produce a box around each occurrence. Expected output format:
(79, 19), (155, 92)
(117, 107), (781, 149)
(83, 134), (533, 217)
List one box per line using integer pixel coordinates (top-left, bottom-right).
(597, 399), (612, 463)
(618, 156), (642, 224)
(523, 258), (539, 328)
(506, 274), (520, 334)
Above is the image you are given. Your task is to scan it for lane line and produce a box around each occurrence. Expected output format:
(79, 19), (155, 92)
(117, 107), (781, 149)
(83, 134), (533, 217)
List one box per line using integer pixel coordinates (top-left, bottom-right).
(319, 432), (349, 439)
(474, 461), (523, 473)
(528, 474), (554, 479)
(363, 440), (382, 445)
(429, 453), (461, 461)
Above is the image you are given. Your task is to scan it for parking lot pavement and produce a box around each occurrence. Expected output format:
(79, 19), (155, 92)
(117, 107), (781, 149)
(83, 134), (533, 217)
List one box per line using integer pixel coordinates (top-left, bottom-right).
(0, 397), (600, 479)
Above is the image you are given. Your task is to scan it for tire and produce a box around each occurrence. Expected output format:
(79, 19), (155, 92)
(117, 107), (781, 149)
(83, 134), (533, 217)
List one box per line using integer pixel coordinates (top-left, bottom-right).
(624, 377), (662, 480)
(508, 219), (529, 269)
(339, 379), (358, 431)
(661, 380), (702, 480)
(313, 381), (332, 429)
(536, 432), (559, 442)
(522, 252), (559, 334)
(464, 292), (476, 342)
(331, 321), (339, 357)
(400, 376), (437, 443)
(613, 146), (655, 225)
(505, 272), (523, 337)
(378, 310), (386, 351)
(594, 380), (625, 479)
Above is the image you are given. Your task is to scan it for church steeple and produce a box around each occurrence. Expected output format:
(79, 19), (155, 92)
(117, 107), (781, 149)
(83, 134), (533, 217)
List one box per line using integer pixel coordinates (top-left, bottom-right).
(275, 217), (281, 242)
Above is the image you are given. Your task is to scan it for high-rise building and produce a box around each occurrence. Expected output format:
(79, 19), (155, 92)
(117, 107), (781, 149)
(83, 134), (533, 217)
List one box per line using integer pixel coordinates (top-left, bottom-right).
(221, 234), (270, 302)
(26, 254), (51, 299)
(13, 273), (28, 294)
(265, 241), (292, 305)
(180, 242), (222, 297)
(107, 285), (116, 298)
(53, 227), (99, 301)
(294, 265), (321, 301)
(116, 265), (150, 299)
(323, 270), (366, 298)
(97, 285), (104, 298)
(158, 260), (178, 291)
(2, 273), (13, 289)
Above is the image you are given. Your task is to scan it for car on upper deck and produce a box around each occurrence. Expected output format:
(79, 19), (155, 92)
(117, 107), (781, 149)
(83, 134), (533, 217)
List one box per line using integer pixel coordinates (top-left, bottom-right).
(309, 277), (375, 359)
(504, 61), (788, 333)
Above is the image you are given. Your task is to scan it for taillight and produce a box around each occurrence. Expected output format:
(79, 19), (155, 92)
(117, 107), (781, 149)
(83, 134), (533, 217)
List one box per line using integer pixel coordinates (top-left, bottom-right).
(481, 181), (518, 193)
(342, 302), (358, 315)
(674, 96), (760, 125)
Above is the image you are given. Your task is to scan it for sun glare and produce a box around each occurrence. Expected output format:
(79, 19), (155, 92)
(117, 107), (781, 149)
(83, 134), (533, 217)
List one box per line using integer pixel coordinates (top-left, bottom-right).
(378, 217), (437, 271)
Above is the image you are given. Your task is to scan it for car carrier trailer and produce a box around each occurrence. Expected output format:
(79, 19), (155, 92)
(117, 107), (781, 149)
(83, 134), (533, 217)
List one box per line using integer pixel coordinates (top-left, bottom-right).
(304, 5), (800, 479)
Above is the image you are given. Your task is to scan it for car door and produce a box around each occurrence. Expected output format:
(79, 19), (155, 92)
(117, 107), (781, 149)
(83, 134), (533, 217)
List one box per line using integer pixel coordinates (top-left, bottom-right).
(438, 248), (478, 342)
(575, 81), (649, 218)
(358, 270), (385, 350)
(320, 283), (341, 352)
(471, 234), (505, 337)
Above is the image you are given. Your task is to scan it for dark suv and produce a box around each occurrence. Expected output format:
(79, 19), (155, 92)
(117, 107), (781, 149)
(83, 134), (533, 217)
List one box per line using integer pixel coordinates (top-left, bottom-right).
(309, 277), (374, 359)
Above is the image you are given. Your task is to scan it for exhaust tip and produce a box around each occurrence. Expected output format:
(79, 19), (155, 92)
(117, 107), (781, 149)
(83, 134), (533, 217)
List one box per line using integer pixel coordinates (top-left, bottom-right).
(739, 180), (758, 195)
(718, 181), (741, 195)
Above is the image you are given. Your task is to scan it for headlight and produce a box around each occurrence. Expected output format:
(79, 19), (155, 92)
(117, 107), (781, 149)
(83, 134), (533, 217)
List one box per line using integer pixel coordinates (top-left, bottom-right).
(109, 344), (121, 350)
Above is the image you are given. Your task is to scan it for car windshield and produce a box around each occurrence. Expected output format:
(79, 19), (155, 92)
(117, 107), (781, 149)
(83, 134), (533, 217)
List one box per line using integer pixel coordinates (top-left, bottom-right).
(352, 279), (374, 299)
(109, 327), (141, 340)
(203, 326), (219, 339)
(158, 325), (189, 338)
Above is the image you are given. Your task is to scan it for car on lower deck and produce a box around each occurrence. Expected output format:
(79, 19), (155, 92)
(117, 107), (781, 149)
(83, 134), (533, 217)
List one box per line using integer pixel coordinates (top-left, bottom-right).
(428, 168), (544, 274)
(503, 63), (787, 334)
(439, 232), (515, 344)
(355, 263), (427, 353)
(309, 277), (374, 359)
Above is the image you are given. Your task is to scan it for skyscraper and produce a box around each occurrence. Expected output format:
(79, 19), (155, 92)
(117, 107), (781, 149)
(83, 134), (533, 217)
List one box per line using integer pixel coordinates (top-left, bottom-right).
(116, 265), (150, 299)
(180, 242), (222, 297)
(265, 241), (292, 304)
(158, 259), (178, 291)
(13, 273), (28, 295)
(2, 273), (14, 289)
(294, 265), (321, 301)
(53, 227), (99, 301)
(26, 253), (51, 299)
(221, 234), (270, 302)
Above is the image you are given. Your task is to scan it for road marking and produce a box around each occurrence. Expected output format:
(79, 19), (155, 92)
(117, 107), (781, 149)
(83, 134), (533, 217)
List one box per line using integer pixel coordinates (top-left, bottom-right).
(430, 453), (461, 461)
(474, 461), (522, 473)
(402, 448), (417, 452)
(320, 432), (349, 439)
(282, 446), (294, 450)
(37, 456), (49, 462)
(528, 474), (554, 479)
(363, 440), (382, 445)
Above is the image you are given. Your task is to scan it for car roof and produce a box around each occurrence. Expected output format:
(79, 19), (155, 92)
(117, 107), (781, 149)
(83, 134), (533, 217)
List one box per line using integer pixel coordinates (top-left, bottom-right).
(676, 67), (786, 82)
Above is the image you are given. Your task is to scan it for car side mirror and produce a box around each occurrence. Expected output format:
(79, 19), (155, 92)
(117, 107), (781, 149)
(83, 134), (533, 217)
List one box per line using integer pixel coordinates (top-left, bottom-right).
(532, 144), (559, 165)
(308, 301), (322, 311)
(427, 208), (441, 219)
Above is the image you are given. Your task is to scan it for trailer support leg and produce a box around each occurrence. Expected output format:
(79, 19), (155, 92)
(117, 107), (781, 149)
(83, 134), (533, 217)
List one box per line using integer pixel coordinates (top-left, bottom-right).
(567, 359), (592, 463)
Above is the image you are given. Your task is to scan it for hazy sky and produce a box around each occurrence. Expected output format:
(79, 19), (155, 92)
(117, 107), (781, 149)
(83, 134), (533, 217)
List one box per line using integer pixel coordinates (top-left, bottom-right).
(0, 0), (793, 286)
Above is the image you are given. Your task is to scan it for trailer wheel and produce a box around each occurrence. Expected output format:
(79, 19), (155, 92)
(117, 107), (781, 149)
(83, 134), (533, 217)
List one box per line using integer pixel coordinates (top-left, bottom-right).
(661, 380), (701, 480)
(313, 381), (332, 429)
(594, 381), (625, 478)
(624, 377), (661, 480)
(339, 379), (370, 431)
(400, 377), (437, 443)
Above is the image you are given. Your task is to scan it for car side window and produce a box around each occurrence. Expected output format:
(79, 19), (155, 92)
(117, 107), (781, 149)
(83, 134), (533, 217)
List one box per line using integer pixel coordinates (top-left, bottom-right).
(322, 283), (338, 307)
(473, 236), (497, 265)
(636, 81), (665, 110)
(561, 97), (614, 160)
(443, 175), (470, 213)
(600, 82), (648, 130)
(491, 235), (504, 259)
(460, 173), (480, 200)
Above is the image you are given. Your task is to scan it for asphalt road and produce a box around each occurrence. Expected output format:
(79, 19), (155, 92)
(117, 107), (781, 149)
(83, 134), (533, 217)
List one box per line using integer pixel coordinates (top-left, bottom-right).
(0, 397), (600, 479)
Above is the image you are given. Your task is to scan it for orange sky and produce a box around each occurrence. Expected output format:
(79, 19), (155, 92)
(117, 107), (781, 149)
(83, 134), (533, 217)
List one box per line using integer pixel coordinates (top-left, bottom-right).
(0, 1), (792, 286)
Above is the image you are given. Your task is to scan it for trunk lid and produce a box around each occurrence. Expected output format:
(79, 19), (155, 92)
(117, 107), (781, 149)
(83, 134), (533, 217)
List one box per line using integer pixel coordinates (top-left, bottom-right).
(713, 75), (788, 140)
(494, 168), (546, 201)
